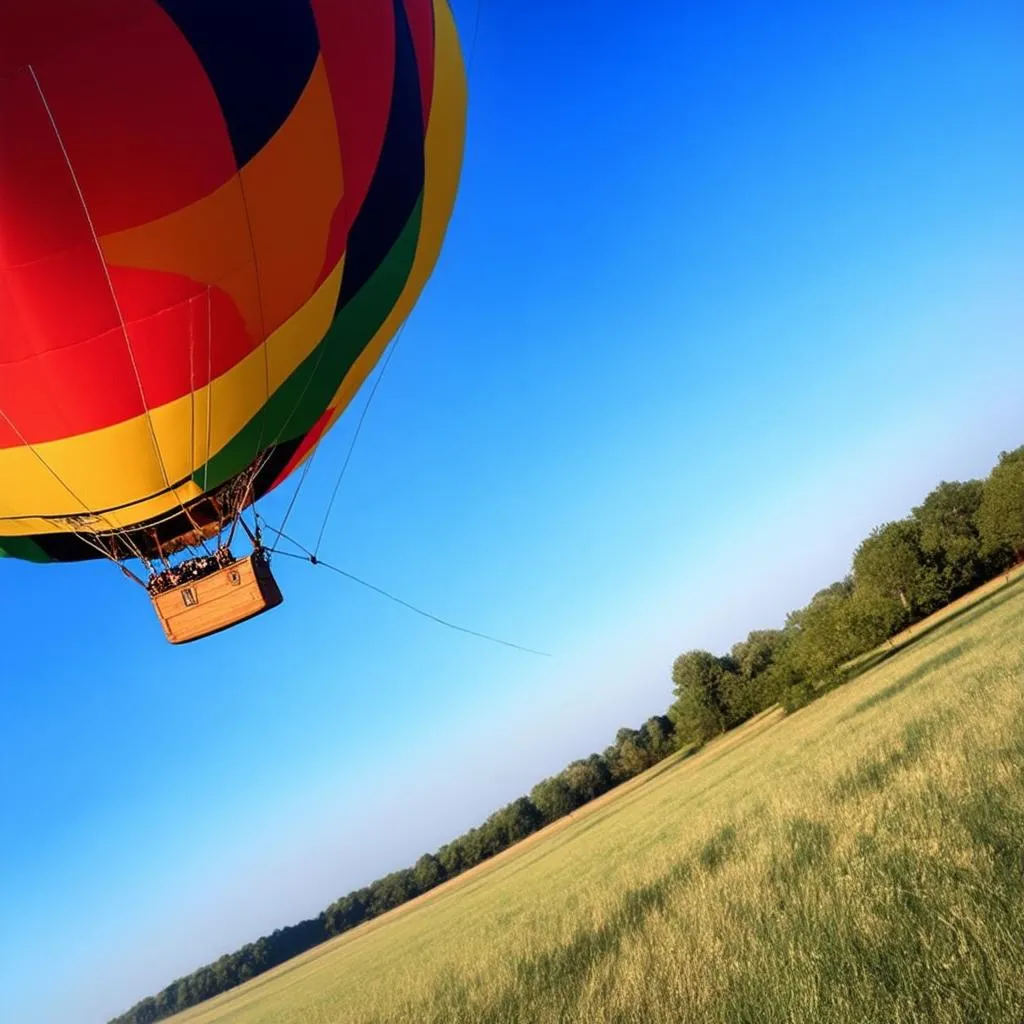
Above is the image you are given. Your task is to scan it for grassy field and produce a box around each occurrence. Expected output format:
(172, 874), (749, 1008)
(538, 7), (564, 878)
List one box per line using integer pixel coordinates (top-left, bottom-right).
(169, 572), (1024, 1024)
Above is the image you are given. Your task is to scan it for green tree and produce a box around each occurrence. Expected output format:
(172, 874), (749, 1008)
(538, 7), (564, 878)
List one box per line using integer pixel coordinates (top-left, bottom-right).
(759, 640), (809, 711)
(852, 520), (940, 618)
(190, 968), (217, 1004)
(413, 853), (446, 893)
(913, 480), (986, 597)
(976, 447), (1024, 566)
(326, 889), (370, 935)
(494, 797), (544, 843)
(846, 586), (904, 649)
(730, 629), (784, 681)
(641, 715), (675, 758)
(461, 822), (503, 864)
(437, 841), (468, 879)
(787, 580), (858, 683)
(154, 989), (176, 1019)
(668, 650), (735, 744)
(530, 776), (577, 822)
(368, 870), (417, 915)
(615, 731), (655, 778)
(728, 628), (792, 711)
(562, 756), (612, 803)
(133, 998), (158, 1024)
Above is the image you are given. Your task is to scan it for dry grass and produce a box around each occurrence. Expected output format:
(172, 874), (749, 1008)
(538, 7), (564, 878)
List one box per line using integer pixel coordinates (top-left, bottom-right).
(167, 573), (1024, 1024)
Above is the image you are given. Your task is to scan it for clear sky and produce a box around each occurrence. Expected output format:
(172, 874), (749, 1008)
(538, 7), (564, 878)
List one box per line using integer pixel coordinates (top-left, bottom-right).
(3, 1), (1023, 1021)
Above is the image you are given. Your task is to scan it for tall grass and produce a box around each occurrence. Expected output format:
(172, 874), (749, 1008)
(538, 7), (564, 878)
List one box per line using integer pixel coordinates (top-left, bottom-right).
(170, 577), (1024, 1024)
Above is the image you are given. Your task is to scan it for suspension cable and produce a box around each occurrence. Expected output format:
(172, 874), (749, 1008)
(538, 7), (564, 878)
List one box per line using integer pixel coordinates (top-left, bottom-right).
(184, 296), (212, 556)
(266, 442), (319, 554)
(267, 528), (551, 657)
(233, 169), (273, 504)
(0, 406), (151, 580)
(313, 331), (402, 557)
(29, 66), (173, 495)
(202, 287), (215, 494)
(468, 0), (486, 75)
(263, 327), (403, 555)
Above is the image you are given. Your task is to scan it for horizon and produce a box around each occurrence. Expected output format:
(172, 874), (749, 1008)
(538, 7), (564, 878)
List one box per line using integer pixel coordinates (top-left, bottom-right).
(3, 1), (1024, 1022)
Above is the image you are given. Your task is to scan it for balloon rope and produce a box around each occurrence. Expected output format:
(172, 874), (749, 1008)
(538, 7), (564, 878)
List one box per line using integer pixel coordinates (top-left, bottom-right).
(184, 295), (213, 556)
(313, 331), (402, 557)
(0, 403), (148, 573)
(468, 0), (485, 75)
(268, 531), (551, 658)
(264, 325), (405, 556)
(202, 288), (215, 494)
(265, 446), (319, 555)
(188, 295), (198, 497)
(28, 66), (173, 500)
(233, 167), (273, 482)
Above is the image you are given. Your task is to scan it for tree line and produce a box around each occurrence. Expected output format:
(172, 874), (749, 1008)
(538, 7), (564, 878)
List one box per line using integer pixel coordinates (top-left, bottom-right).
(110, 445), (1024, 1024)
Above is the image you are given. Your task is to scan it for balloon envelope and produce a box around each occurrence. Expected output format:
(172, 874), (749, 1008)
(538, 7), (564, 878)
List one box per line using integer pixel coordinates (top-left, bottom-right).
(0, 0), (467, 563)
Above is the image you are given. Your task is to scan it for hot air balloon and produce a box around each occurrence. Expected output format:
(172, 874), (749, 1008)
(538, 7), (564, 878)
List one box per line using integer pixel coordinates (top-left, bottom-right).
(0, 0), (467, 642)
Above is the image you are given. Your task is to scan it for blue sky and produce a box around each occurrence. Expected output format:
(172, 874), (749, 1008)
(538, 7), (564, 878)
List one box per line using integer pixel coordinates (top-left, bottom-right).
(3, 1), (1023, 1021)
